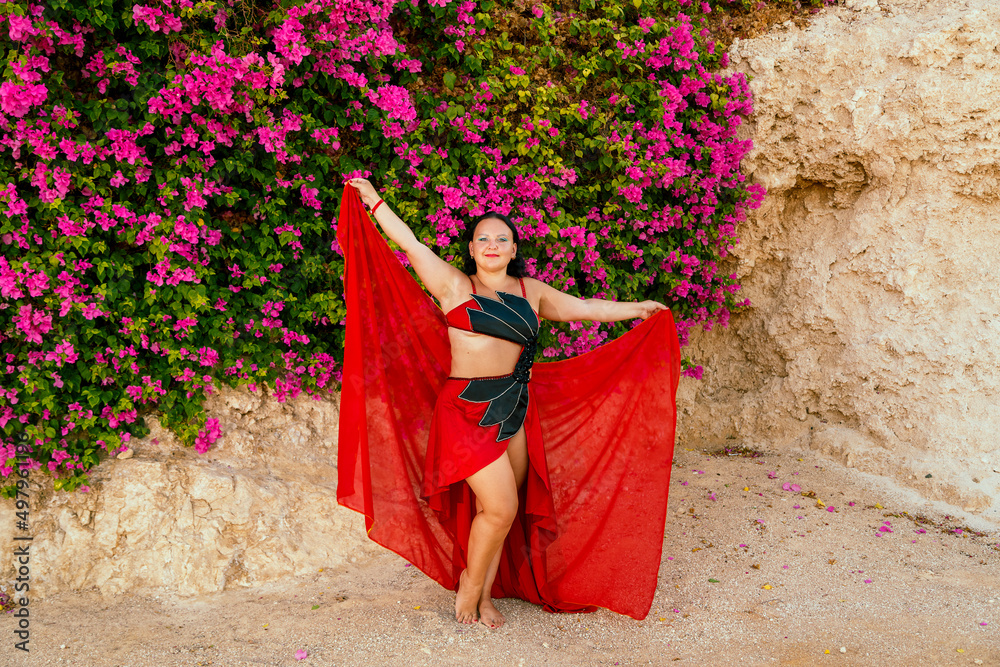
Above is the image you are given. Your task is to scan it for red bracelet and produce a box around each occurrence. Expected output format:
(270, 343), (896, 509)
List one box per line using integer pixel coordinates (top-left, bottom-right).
(371, 199), (384, 214)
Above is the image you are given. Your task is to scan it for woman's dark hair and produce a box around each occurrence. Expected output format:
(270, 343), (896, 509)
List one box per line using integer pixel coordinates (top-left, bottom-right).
(461, 212), (527, 277)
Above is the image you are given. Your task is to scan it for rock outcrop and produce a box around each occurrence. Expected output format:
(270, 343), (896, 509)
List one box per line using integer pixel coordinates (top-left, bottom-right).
(677, 0), (1000, 518)
(0, 387), (380, 599)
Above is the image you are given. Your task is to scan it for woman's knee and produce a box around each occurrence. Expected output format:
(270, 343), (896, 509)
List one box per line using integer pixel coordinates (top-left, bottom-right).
(482, 494), (518, 528)
(466, 452), (519, 527)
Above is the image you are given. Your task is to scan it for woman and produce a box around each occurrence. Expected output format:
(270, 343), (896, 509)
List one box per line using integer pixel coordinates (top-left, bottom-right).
(338, 178), (680, 628)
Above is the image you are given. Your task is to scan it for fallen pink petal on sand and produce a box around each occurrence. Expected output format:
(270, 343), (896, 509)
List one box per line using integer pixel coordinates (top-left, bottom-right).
(295, 649), (308, 660)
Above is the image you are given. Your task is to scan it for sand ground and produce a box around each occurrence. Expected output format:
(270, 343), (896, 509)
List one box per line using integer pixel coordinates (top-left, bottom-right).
(3, 445), (997, 667)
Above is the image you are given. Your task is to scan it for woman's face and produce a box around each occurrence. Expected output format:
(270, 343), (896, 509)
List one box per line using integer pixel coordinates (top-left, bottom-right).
(469, 218), (517, 271)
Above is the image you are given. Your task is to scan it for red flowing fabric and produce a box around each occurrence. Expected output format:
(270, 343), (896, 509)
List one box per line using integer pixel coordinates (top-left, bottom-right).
(336, 185), (680, 619)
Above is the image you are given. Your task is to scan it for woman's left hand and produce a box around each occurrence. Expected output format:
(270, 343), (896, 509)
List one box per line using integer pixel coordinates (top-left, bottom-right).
(347, 177), (381, 208)
(635, 300), (667, 320)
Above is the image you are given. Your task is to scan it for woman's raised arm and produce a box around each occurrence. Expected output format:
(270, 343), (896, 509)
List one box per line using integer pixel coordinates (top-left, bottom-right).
(532, 278), (666, 323)
(349, 178), (468, 303)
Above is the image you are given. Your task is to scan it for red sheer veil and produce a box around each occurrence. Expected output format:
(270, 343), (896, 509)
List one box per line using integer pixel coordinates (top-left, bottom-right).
(336, 185), (680, 619)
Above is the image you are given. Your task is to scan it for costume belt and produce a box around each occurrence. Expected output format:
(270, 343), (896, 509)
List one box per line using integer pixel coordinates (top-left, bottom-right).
(455, 338), (537, 442)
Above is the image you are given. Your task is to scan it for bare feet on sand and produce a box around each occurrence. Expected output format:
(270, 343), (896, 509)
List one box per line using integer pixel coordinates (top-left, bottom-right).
(455, 569), (481, 624)
(478, 596), (505, 629)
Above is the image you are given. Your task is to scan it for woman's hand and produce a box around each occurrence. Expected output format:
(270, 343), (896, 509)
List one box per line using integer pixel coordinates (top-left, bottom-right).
(348, 177), (381, 208)
(635, 300), (667, 320)
(344, 176), (469, 305)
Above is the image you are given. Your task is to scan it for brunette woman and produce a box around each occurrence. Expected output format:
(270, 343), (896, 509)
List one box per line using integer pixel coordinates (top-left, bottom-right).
(340, 178), (679, 628)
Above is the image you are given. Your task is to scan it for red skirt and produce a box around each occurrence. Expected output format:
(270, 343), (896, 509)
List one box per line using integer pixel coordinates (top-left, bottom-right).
(421, 376), (546, 496)
(336, 184), (680, 619)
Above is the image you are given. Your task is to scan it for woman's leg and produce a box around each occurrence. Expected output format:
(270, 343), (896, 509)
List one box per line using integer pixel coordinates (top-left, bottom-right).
(477, 426), (528, 628)
(456, 449), (520, 623)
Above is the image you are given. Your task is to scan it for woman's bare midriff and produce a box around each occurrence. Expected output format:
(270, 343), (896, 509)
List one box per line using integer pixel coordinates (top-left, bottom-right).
(448, 327), (525, 378)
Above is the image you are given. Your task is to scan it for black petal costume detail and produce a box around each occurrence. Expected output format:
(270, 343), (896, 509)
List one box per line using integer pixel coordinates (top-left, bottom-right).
(465, 292), (537, 343)
(456, 291), (540, 442)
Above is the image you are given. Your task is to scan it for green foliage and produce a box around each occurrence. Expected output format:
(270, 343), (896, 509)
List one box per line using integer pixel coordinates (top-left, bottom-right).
(0, 0), (769, 494)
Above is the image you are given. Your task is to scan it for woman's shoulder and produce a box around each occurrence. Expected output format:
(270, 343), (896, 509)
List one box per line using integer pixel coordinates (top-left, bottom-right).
(520, 275), (559, 297)
(517, 276), (551, 315)
(519, 275), (546, 290)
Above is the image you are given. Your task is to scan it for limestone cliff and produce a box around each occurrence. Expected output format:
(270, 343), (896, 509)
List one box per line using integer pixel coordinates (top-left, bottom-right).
(0, 387), (380, 599)
(677, 0), (1000, 517)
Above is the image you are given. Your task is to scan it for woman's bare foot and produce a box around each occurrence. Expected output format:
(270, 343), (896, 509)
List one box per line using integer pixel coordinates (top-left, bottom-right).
(455, 569), (481, 624)
(478, 596), (505, 629)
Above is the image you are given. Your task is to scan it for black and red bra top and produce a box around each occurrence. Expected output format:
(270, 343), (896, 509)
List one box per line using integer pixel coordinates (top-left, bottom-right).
(445, 277), (540, 345)
(446, 277), (541, 442)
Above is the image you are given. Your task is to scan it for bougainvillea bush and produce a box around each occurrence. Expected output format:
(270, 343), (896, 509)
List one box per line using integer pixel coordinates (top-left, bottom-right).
(0, 0), (766, 495)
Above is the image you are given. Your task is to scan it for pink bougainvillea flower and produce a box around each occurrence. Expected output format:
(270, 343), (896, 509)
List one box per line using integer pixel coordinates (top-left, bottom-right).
(0, 81), (48, 117)
(6, 14), (36, 41)
(12, 305), (53, 344)
(194, 418), (221, 454)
